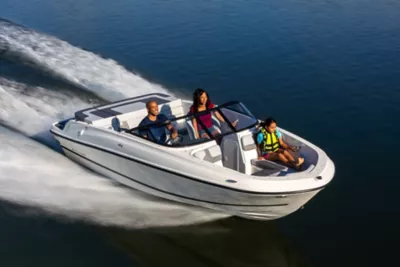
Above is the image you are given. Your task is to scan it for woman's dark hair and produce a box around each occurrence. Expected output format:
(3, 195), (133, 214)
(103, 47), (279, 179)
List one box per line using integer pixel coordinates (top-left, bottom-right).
(193, 88), (211, 112)
(262, 117), (276, 128)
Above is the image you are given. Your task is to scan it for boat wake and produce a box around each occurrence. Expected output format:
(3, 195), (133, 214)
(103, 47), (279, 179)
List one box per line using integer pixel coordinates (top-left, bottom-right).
(0, 18), (171, 101)
(0, 78), (226, 228)
(1, 125), (227, 228)
(0, 18), (226, 228)
(0, 78), (91, 147)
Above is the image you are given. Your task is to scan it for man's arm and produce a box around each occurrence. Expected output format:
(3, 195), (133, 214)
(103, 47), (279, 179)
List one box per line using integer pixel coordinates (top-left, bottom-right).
(166, 121), (178, 139)
(138, 128), (148, 139)
(138, 118), (148, 138)
(160, 115), (178, 139)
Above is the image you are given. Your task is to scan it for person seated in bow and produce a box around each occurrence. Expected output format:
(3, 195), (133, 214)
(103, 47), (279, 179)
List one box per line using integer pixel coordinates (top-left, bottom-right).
(256, 117), (304, 170)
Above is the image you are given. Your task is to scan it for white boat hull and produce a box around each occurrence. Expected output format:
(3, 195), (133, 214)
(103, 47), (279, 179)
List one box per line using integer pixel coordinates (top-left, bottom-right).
(55, 134), (326, 220)
(49, 93), (335, 220)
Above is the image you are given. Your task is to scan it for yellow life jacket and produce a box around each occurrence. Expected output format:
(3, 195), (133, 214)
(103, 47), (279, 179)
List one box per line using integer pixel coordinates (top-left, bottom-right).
(261, 127), (280, 153)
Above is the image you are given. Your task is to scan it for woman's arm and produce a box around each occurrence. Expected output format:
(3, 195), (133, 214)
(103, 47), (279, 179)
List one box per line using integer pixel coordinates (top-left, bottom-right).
(214, 111), (225, 123)
(214, 110), (239, 127)
(209, 103), (226, 124)
(191, 117), (199, 139)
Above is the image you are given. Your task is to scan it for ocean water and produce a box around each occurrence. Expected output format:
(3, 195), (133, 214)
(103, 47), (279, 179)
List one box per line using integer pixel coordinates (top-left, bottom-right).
(1, 0), (399, 266)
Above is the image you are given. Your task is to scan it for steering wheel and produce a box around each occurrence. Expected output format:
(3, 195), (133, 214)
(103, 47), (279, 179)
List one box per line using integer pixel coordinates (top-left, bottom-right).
(291, 146), (301, 152)
(166, 134), (183, 145)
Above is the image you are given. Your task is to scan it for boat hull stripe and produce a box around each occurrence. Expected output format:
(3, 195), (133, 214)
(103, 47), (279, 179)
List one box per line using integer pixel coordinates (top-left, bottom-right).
(50, 130), (325, 196)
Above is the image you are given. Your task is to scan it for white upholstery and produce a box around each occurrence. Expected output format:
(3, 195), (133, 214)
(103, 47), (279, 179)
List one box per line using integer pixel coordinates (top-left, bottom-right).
(211, 113), (221, 128)
(159, 99), (184, 119)
(241, 134), (257, 151)
(186, 118), (196, 140)
(185, 114), (222, 140)
(95, 99), (184, 130)
(250, 158), (289, 172)
(193, 145), (222, 165)
(120, 120), (130, 129)
(193, 150), (206, 160)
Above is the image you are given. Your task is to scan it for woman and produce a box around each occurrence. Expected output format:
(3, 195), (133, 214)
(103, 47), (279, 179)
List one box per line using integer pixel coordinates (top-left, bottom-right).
(189, 88), (226, 139)
(256, 117), (304, 170)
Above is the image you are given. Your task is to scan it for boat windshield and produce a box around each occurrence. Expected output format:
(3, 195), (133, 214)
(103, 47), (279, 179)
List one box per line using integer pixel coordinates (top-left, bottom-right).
(127, 101), (258, 147)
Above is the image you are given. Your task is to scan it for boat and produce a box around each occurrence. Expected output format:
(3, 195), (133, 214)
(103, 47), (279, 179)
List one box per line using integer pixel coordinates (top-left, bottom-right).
(50, 93), (335, 220)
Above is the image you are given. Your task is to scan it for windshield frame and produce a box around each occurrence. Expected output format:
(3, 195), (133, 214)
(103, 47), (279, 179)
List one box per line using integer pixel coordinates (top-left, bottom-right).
(126, 101), (258, 147)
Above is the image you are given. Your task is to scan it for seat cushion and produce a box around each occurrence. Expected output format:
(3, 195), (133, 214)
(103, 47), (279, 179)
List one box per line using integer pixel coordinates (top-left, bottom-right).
(250, 159), (288, 172)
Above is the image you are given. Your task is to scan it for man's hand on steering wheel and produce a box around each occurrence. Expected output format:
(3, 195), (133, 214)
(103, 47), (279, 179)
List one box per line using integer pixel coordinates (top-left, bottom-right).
(171, 130), (178, 139)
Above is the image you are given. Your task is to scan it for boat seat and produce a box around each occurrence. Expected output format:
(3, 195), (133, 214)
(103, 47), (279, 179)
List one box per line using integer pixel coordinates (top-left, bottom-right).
(111, 117), (130, 132)
(185, 115), (221, 140)
(211, 113), (221, 128)
(251, 159), (289, 172)
(241, 134), (257, 151)
(193, 145), (222, 166)
(250, 159), (288, 177)
(186, 118), (196, 140)
(252, 167), (282, 177)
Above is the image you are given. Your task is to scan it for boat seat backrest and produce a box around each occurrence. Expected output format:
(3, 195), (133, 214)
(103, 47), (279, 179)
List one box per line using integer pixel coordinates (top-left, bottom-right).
(159, 99), (184, 119)
(211, 113), (221, 128)
(94, 109), (147, 130)
(110, 116), (132, 131)
(186, 118), (196, 139)
(121, 99), (184, 129)
(241, 134), (257, 151)
(193, 145), (222, 166)
(111, 117), (121, 132)
(94, 99), (185, 131)
(185, 113), (222, 140)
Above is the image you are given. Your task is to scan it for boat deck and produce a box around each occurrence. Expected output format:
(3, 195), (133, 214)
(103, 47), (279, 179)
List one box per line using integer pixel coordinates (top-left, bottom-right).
(75, 93), (175, 123)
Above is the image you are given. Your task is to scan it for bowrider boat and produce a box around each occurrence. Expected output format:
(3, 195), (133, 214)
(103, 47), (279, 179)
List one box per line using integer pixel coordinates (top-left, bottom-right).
(50, 93), (335, 220)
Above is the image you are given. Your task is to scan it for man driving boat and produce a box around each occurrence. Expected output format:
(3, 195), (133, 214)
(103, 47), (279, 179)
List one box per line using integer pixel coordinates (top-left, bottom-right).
(138, 100), (178, 143)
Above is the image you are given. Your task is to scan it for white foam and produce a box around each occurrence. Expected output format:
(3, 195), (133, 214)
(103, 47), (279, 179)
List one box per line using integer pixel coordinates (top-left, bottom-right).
(0, 79), (226, 227)
(0, 21), (224, 228)
(0, 78), (89, 137)
(0, 20), (172, 101)
(0, 126), (226, 228)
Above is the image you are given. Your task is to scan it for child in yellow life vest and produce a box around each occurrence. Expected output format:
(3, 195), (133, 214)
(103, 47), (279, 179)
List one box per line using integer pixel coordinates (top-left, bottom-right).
(256, 117), (304, 170)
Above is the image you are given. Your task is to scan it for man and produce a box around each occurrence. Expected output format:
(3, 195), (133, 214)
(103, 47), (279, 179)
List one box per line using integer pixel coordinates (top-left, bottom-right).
(138, 100), (178, 143)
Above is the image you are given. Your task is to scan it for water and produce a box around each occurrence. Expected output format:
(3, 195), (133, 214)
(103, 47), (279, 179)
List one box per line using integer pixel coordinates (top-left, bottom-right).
(1, 0), (400, 266)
